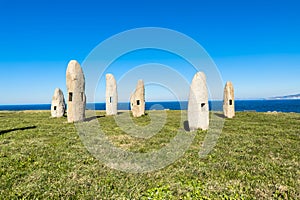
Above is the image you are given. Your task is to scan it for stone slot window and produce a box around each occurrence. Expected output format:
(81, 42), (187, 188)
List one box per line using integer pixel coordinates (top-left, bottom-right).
(137, 100), (140, 106)
(201, 103), (206, 111)
(81, 92), (84, 101)
(69, 92), (73, 102)
(54, 106), (57, 111)
(229, 99), (233, 105)
(110, 97), (112, 103)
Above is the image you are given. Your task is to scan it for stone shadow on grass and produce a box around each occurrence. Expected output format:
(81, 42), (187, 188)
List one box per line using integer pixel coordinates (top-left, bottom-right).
(214, 113), (225, 118)
(183, 120), (190, 131)
(84, 115), (105, 122)
(0, 126), (37, 135)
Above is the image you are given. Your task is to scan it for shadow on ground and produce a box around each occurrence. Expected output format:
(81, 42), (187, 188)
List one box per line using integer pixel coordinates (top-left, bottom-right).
(183, 120), (190, 131)
(214, 113), (225, 118)
(84, 115), (105, 122)
(0, 126), (37, 135)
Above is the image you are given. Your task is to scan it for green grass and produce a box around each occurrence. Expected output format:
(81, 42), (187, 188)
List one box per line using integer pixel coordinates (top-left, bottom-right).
(0, 110), (299, 199)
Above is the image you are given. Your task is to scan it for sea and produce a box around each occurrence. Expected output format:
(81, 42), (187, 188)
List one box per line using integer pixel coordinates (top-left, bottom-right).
(0, 100), (300, 113)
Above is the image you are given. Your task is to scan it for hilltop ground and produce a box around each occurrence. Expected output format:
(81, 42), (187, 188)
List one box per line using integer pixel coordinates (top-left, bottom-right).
(0, 111), (299, 199)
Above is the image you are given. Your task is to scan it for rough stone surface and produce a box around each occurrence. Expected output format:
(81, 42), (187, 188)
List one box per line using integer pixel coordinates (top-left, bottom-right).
(51, 88), (65, 118)
(188, 72), (209, 131)
(66, 60), (86, 123)
(130, 80), (145, 117)
(106, 74), (118, 115)
(223, 81), (235, 118)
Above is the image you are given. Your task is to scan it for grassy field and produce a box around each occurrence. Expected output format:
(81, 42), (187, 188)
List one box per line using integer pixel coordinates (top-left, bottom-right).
(0, 110), (299, 199)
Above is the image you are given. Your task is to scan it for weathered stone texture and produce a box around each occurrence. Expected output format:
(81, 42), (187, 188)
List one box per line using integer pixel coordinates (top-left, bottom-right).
(51, 88), (65, 118)
(66, 60), (86, 123)
(188, 72), (209, 130)
(106, 74), (118, 115)
(223, 81), (235, 118)
(130, 80), (145, 117)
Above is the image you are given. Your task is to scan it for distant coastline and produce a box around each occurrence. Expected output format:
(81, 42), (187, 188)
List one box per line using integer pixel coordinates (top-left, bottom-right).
(266, 93), (300, 100)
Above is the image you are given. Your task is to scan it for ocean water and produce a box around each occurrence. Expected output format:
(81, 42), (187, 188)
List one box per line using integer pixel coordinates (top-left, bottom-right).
(0, 100), (299, 113)
(0, 100), (300, 113)
(235, 100), (300, 113)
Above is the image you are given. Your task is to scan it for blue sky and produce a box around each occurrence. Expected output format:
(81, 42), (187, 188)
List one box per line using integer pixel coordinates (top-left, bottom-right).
(0, 0), (299, 104)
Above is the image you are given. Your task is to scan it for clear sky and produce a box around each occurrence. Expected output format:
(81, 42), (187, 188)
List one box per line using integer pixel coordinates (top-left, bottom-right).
(0, 0), (299, 104)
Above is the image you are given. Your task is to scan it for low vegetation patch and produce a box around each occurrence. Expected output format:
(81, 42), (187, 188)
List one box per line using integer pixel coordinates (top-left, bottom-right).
(0, 111), (299, 199)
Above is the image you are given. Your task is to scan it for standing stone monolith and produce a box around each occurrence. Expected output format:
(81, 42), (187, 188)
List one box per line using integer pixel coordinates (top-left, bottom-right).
(188, 72), (209, 131)
(223, 81), (235, 118)
(66, 60), (86, 123)
(106, 74), (118, 115)
(51, 88), (65, 118)
(130, 80), (145, 117)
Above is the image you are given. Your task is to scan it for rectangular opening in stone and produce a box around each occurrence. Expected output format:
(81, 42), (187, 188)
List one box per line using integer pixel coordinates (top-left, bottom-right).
(201, 103), (206, 111)
(137, 100), (140, 105)
(110, 97), (112, 103)
(81, 92), (84, 101)
(69, 92), (73, 102)
(54, 106), (57, 111)
(229, 99), (233, 105)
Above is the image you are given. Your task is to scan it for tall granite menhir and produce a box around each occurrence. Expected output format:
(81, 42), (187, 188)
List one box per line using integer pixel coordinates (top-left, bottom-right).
(106, 74), (118, 115)
(66, 60), (86, 123)
(130, 80), (145, 117)
(188, 72), (209, 131)
(223, 81), (235, 118)
(51, 88), (65, 118)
